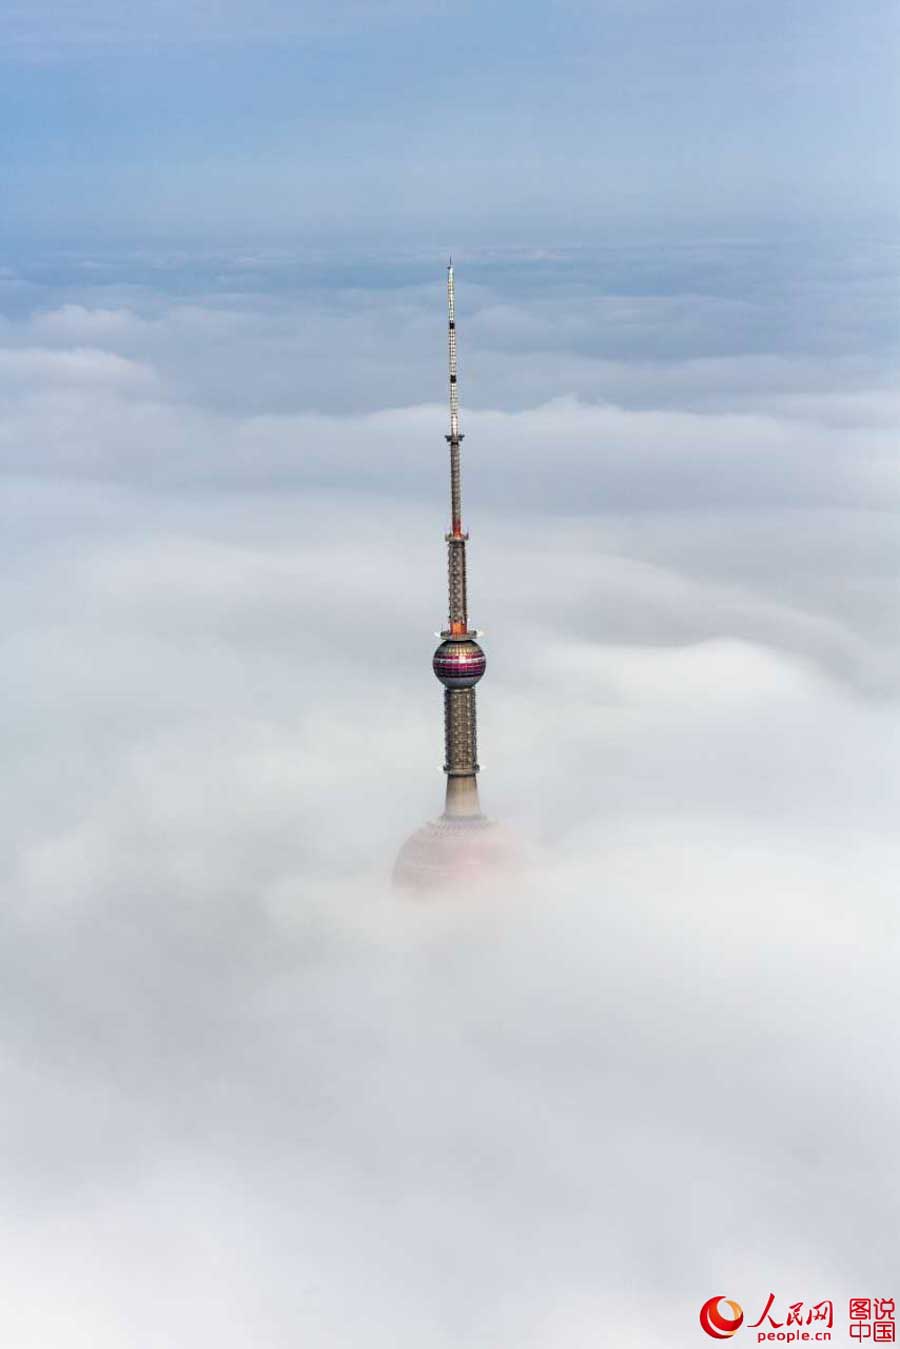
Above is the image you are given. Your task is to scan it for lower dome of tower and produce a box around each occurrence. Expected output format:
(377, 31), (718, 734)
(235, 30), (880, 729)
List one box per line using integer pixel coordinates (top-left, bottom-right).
(392, 814), (517, 893)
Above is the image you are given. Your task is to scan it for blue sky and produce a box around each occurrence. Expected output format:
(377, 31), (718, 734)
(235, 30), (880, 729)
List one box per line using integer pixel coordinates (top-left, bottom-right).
(2, 0), (898, 240)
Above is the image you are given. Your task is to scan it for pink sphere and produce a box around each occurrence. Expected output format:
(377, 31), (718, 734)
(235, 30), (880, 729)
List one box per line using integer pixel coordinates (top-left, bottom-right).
(433, 638), (486, 688)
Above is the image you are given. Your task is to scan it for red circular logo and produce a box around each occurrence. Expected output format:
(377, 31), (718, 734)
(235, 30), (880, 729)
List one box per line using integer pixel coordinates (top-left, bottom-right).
(699, 1297), (744, 1339)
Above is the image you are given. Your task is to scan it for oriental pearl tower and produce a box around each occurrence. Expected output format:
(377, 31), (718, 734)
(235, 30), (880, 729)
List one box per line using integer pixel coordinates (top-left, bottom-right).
(393, 263), (511, 892)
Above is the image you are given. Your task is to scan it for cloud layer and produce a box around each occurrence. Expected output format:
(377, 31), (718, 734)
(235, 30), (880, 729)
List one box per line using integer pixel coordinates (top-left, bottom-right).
(1, 240), (898, 1345)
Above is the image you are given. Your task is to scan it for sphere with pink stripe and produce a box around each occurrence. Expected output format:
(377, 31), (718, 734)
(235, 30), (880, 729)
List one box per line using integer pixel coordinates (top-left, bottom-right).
(432, 638), (486, 689)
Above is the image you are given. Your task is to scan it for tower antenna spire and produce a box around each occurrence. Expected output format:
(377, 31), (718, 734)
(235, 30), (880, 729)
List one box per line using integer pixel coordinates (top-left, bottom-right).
(448, 259), (460, 444)
(393, 261), (508, 890)
(433, 262), (486, 818)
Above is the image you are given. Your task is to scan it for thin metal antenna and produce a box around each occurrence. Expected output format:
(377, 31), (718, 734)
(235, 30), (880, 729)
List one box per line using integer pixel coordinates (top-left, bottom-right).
(445, 261), (467, 631)
(448, 261), (460, 442)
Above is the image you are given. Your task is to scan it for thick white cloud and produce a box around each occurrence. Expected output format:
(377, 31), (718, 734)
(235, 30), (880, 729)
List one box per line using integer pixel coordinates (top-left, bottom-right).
(0, 287), (898, 532)
(1, 249), (897, 1344)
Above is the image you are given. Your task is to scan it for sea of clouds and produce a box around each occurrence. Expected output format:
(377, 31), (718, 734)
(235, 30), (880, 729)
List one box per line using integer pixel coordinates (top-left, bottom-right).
(1, 237), (898, 1346)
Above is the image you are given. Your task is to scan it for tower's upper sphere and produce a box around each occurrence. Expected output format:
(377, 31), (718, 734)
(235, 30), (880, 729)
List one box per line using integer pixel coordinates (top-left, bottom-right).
(433, 637), (486, 688)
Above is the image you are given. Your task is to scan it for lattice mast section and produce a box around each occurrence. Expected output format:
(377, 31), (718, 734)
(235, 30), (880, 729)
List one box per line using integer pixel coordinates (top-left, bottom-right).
(446, 262), (468, 635)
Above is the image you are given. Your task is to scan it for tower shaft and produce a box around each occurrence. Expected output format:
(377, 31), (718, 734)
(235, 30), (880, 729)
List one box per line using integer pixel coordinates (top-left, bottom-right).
(392, 262), (505, 892)
(436, 263), (483, 819)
